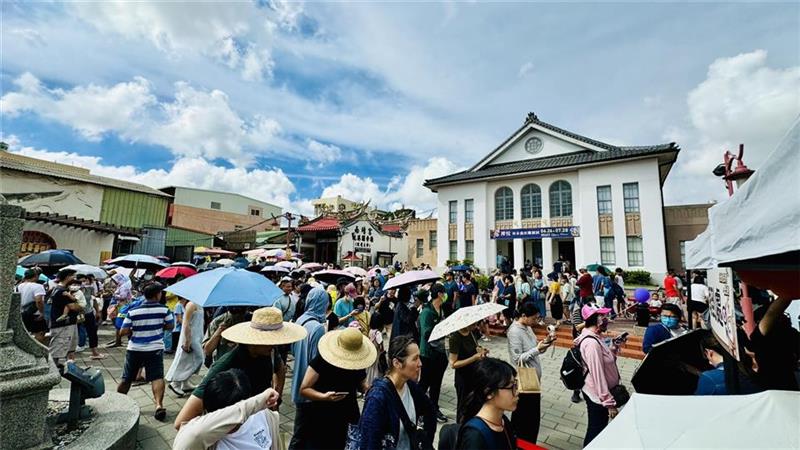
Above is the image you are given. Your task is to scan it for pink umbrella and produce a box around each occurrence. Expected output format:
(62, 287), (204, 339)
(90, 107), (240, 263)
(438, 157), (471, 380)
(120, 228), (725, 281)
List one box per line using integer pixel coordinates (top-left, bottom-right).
(312, 269), (356, 284)
(383, 269), (441, 291)
(344, 266), (368, 277)
(300, 262), (323, 272)
(276, 261), (296, 269)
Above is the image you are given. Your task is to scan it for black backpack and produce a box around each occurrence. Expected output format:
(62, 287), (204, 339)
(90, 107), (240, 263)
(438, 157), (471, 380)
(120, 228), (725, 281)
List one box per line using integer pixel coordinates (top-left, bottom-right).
(560, 335), (601, 390)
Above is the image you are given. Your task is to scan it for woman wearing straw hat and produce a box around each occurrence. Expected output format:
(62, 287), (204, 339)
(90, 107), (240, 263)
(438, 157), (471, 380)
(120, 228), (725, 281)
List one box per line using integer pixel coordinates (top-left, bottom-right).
(173, 307), (306, 430)
(293, 327), (377, 449)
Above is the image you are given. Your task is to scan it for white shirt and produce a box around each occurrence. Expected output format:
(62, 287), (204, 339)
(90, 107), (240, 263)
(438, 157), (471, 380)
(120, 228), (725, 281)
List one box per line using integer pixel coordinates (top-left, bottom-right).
(17, 282), (46, 307)
(690, 283), (709, 304)
(395, 384), (417, 450)
(215, 412), (272, 450)
(615, 275), (625, 290)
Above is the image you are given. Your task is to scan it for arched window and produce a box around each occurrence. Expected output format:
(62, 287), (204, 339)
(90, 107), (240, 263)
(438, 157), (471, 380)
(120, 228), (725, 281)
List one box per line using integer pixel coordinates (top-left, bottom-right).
(494, 187), (513, 221)
(520, 184), (542, 219)
(549, 180), (572, 217)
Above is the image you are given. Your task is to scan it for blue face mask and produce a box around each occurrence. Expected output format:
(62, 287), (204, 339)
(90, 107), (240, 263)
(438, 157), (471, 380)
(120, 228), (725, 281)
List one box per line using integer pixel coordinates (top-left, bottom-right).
(661, 316), (679, 329)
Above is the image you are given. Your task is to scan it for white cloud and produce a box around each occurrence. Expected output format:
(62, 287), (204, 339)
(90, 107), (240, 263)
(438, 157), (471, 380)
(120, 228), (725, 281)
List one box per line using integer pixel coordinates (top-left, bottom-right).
(663, 50), (800, 204)
(306, 140), (342, 167)
(518, 61), (534, 78)
(319, 157), (464, 213)
(5, 137), (297, 211)
(1, 74), (281, 166)
(67, 2), (299, 81)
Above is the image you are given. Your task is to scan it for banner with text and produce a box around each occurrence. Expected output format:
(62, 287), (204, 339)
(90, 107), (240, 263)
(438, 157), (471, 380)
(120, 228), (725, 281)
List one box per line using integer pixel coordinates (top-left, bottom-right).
(490, 226), (580, 240)
(707, 267), (740, 361)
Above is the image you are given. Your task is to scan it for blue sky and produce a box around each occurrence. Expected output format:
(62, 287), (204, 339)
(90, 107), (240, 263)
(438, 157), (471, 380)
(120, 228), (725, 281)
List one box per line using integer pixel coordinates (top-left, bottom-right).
(1, 1), (798, 216)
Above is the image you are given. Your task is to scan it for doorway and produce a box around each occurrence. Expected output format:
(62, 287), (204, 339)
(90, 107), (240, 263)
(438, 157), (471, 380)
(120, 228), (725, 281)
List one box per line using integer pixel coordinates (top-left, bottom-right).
(557, 240), (576, 272)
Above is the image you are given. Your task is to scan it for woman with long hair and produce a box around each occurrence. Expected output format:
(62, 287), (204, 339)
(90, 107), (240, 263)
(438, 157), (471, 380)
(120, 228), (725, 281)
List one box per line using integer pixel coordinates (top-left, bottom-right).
(357, 335), (436, 449)
(456, 358), (518, 450)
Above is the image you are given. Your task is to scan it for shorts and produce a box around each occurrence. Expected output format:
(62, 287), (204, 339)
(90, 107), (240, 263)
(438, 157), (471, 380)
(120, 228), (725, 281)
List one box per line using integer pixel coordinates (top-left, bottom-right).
(689, 300), (708, 313)
(49, 325), (78, 360)
(22, 311), (47, 334)
(122, 350), (165, 382)
(666, 297), (681, 304)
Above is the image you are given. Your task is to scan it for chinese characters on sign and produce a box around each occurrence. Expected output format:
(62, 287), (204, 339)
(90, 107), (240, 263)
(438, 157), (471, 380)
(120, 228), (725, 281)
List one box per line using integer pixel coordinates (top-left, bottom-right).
(351, 225), (373, 253)
(707, 267), (740, 360)
(490, 226), (581, 240)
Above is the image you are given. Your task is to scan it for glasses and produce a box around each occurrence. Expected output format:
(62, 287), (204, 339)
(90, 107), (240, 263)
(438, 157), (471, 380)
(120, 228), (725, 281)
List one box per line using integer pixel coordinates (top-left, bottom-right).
(499, 381), (518, 395)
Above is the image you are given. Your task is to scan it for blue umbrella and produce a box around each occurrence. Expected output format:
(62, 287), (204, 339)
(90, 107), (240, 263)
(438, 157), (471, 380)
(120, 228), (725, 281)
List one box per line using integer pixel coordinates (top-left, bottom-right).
(15, 265), (49, 282)
(450, 264), (471, 272)
(165, 267), (283, 308)
(232, 257), (249, 269)
(18, 250), (83, 267)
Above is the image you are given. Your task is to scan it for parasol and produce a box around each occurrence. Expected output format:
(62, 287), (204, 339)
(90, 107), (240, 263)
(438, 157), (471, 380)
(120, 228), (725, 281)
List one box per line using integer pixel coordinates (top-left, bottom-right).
(429, 303), (507, 341)
(383, 269), (441, 291)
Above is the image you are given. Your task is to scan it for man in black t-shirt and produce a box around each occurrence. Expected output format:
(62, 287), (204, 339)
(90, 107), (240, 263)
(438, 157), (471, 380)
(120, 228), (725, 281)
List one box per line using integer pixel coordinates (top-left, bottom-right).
(48, 268), (81, 367)
(457, 274), (478, 310)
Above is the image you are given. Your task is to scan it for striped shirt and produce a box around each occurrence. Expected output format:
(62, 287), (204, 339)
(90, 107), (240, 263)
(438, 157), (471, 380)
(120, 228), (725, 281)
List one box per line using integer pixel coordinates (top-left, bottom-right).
(122, 301), (174, 352)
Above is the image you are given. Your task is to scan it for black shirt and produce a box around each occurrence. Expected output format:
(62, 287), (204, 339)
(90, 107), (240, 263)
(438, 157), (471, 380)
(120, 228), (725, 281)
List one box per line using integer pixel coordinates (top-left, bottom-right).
(308, 354), (365, 422)
(748, 324), (800, 391)
(326, 311), (339, 331)
(458, 283), (478, 309)
(459, 416), (515, 450)
(49, 286), (78, 328)
(193, 344), (276, 399)
(449, 331), (478, 382)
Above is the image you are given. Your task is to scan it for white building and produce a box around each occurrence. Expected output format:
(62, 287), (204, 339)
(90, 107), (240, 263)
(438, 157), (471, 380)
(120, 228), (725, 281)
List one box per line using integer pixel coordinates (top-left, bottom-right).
(425, 113), (680, 278)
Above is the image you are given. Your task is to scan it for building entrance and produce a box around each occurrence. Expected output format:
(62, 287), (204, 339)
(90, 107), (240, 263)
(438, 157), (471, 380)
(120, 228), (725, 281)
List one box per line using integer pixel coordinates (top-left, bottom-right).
(557, 240), (576, 272)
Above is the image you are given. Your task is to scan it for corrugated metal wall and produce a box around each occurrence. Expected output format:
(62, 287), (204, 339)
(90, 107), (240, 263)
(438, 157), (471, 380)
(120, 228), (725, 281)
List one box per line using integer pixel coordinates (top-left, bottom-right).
(100, 188), (169, 229)
(132, 226), (166, 256)
(166, 227), (214, 247)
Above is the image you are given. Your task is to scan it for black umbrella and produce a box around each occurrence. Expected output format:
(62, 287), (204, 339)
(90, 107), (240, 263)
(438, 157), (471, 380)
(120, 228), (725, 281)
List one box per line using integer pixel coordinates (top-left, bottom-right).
(312, 269), (355, 285)
(632, 329), (713, 395)
(19, 250), (84, 268)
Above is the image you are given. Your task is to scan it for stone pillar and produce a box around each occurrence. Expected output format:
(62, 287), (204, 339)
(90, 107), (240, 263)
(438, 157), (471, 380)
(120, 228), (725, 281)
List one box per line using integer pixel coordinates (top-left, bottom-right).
(0, 204), (61, 449)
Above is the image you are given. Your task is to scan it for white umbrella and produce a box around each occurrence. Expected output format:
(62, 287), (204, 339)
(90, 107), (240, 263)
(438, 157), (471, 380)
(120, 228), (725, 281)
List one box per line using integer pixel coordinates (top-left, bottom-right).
(63, 264), (107, 279)
(216, 258), (235, 267)
(275, 261), (296, 269)
(587, 391), (800, 449)
(261, 265), (290, 274)
(428, 303), (507, 342)
(344, 266), (368, 277)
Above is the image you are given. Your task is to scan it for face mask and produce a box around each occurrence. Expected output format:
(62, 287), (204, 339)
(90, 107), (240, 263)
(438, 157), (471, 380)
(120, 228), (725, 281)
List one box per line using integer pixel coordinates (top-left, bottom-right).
(599, 317), (609, 332)
(143, 274), (153, 281)
(69, 285), (81, 292)
(661, 317), (679, 329)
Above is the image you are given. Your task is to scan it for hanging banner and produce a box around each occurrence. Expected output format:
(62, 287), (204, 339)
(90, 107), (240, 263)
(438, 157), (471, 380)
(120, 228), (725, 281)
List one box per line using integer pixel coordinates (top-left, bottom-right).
(707, 267), (740, 361)
(490, 226), (580, 240)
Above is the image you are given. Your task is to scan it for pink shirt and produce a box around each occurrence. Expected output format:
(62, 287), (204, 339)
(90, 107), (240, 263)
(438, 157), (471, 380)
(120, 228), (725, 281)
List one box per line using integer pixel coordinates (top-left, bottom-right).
(576, 329), (620, 407)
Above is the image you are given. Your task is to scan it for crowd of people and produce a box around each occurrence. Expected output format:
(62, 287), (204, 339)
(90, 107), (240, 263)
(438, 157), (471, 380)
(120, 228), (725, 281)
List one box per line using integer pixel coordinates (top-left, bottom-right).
(14, 252), (800, 449)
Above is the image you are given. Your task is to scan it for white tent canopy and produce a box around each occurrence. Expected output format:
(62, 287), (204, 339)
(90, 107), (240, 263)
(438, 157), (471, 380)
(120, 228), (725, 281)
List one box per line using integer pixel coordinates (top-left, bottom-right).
(587, 391), (800, 449)
(685, 116), (800, 269)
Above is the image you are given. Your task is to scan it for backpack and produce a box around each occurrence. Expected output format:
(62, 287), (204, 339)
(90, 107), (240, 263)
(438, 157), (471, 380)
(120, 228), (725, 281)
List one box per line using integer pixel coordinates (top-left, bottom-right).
(560, 335), (601, 390)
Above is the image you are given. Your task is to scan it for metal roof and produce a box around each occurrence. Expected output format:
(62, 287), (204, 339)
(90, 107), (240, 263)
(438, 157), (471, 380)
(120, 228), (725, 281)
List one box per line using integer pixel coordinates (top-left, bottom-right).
(25, 212), (142, 237)
(1, 151), (171, 198)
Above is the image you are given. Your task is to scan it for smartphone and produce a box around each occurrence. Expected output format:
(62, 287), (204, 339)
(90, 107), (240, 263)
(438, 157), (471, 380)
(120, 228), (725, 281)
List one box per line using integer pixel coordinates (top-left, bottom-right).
(334, 392), (349, 396)
(613, 332), (630, 343)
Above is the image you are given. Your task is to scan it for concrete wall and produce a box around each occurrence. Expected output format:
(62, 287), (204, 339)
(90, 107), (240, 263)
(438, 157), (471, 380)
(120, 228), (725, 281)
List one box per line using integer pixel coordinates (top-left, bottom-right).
(664, 204), (712, 271)
(171, 187), (281, 217)
(339, 220), (407, 266)
(22, 221), (114, 265)
(170, 204), (279, 235)
(406, 218), (438, 267)
(491, 129), (589, 165)
(1, 170), (104, 221)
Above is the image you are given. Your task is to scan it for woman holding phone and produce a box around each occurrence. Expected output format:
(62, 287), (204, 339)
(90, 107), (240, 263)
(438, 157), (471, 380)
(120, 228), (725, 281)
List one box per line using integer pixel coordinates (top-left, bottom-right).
(295, 328), (376, 449)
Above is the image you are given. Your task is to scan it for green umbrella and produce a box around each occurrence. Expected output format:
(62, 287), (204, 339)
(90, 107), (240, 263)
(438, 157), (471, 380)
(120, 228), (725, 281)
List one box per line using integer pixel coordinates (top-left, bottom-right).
(586, 263), (611, 275)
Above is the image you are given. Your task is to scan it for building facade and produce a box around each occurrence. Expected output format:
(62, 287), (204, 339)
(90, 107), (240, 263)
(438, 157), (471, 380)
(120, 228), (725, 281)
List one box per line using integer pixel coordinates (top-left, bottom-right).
(312, 195), (362, 216)
(425, 113), (680, 278)
(406, 218), (438, 267)
(1, 148), (170, 262)
(664, 203), (713, 271)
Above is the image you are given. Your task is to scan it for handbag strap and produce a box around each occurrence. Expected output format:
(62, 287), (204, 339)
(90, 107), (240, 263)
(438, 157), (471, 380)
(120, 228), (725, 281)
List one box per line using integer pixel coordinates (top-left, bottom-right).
(384, 379), (423, 448)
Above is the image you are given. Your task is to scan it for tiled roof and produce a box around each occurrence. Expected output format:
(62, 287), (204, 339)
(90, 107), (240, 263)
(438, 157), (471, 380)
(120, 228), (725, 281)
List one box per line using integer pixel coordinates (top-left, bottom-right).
(297, 217), (341, 232)
(25, 212), (141, 236)
(381, 224), (402, 233)
(425, 144), (678, 187)
(1, 151), (171, 197)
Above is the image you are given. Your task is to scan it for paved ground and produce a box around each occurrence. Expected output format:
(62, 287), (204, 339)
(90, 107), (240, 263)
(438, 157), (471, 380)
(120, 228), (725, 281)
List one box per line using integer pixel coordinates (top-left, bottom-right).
(62, 324), (641, 450)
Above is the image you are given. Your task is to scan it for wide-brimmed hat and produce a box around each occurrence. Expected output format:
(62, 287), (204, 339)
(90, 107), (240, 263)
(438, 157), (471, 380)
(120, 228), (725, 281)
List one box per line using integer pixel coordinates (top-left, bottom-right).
(318, 328), (377, 370)
(222, 307), (307, 346)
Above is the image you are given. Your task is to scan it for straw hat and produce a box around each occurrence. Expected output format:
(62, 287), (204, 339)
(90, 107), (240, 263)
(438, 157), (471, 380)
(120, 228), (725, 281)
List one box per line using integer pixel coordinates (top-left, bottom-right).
(222, 307), (307, 346)
(318, 328), (377, 370)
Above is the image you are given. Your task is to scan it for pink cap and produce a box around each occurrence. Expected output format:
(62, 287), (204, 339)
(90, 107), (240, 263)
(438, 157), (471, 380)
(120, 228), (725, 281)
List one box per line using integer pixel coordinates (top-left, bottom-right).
(581, 304), (612, 320)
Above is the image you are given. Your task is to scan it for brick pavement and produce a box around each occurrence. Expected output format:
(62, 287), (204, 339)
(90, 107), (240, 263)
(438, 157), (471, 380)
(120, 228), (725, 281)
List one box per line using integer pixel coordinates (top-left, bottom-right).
(64, 324), (641, 450)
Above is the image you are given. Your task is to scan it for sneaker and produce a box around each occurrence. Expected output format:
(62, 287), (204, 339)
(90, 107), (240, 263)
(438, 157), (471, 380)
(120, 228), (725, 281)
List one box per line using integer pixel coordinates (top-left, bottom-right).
(480, 335), (490, 342)
(571, 390), (582, 403)
(75, 346), (86, 353)
(168, 383), (186, 397)
(436, 411), (448, 423)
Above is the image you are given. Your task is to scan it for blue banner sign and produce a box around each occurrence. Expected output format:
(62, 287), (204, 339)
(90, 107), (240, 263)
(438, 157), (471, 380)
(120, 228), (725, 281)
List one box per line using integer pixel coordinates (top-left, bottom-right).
(490, 226), (580, 240)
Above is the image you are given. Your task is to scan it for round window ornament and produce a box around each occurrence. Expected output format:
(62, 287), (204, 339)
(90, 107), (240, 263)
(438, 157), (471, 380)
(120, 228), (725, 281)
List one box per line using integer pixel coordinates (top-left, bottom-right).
(525, 137), (543, 155)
